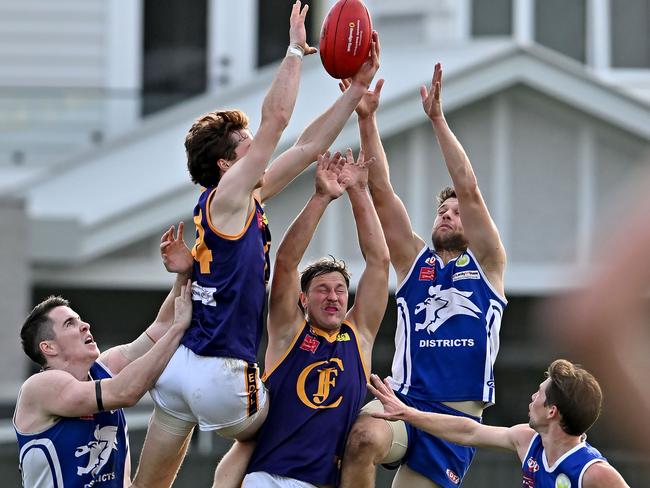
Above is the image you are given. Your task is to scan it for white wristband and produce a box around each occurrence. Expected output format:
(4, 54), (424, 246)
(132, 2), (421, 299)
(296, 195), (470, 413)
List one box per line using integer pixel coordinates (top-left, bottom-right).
(286, 44), (304, 59)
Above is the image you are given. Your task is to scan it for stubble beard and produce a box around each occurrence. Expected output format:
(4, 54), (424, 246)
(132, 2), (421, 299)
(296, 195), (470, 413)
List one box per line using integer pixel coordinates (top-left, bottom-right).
(432, 230), (468, 254)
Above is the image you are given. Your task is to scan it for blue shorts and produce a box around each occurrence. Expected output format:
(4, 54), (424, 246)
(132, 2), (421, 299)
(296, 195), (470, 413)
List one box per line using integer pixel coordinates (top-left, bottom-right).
(393, 392), (481, 488)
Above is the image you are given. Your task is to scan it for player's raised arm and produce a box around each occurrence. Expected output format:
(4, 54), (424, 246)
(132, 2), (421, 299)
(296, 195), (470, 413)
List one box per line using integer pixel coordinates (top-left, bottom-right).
(341, 76), (425, 280)
(212, 1), (313, 216)
(267, 153), (346, 350)
(19, 282), (193, 420)
(259, 31), (381, 203)
(422, 63), (506, 293)
(340, 149), (390, 348)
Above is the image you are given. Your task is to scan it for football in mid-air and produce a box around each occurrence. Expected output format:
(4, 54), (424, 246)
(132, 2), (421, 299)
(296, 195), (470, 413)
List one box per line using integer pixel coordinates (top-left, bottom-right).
(319, 0), (373, 79)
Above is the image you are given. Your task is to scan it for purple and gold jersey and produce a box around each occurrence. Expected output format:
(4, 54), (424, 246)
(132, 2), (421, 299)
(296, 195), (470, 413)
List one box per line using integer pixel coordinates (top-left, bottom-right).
(388, 247), (507, 404)
(182, 187), (271, 362)
(247, 321), (368, 486)
(521, 433), (606, 487)
(15, 362), (129, 488)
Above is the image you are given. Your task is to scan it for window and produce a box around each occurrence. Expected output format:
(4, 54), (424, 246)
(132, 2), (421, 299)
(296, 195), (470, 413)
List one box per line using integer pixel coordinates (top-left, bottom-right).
(142, 0), (208, 115)
(610, 0), (650, 68)
(257, 0), (316, 67)
(472, 0), (512, 36)
(535, 0), (586, 63)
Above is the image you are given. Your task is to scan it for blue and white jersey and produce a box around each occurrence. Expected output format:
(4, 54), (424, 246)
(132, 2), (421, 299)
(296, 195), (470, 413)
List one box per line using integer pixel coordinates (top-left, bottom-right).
(387, 246), (506, 404)
(14, 362), (129, 488)
(521, 433), (607, 488)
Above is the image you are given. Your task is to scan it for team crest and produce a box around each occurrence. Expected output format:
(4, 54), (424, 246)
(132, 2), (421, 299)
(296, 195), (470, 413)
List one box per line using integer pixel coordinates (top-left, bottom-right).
(555, 474), (571, 488)
(455, 254), (470, 267)
(414, 285), (481, 334)
(75, 425), (118, 477)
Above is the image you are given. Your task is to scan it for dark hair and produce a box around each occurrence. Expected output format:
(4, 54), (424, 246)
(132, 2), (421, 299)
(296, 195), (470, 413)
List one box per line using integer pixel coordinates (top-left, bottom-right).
(185, 109), (249, 188)
(544, 359), (603, 436)
(436, 186), (457, 207)
(20, 296), (70, 367)
(300, 256), (351, 293)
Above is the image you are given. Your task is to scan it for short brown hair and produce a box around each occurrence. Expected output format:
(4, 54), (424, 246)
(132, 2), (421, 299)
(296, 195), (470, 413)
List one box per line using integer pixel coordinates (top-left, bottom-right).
(436, 186), (457, 207)
(20, 296), (69, 367)
(300, 256), (351, 293)
(185, 110), (249, 188)
(544, 359), (603, 436)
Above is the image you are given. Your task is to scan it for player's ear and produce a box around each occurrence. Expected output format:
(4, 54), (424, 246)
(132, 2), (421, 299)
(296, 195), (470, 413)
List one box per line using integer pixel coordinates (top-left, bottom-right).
(217, 158), (231, 173)
(299, 291), (308, 311)
(40, 340), (57, 359)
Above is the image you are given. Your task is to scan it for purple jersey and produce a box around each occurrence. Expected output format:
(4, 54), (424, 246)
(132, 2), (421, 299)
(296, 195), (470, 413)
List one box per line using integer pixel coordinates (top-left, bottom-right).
(247, 321), (368, 486)
(521, 433), (606, 487)
(182, 188), (271, 362)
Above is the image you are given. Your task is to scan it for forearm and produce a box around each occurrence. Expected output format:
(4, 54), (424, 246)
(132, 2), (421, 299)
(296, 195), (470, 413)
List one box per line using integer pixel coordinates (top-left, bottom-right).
(348, 188), (389, 263)
(297, 84), (367, 154)
(403, 408), (479, 446)
(105, 323), (186, 409)
(359, 115), (392, 195)
(276, 193), (331, 267)
(261, 53), (303, 129)
(151, 271), (192, 330)
(431, 117), (477, 194)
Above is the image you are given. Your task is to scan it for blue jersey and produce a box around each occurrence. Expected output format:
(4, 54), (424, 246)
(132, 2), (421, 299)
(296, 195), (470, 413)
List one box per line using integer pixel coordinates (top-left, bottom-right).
(247, 321), (368, 486)
(521, 433), (607, 487)
(182, 187), (271, 362)
(388, 247), (506, 404)
(15, 362), (129, 488)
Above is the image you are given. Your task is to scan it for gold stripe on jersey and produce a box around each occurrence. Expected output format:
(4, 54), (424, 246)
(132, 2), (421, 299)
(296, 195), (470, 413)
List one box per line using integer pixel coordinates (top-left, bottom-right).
(262, 320), (307, 381)
(205, 190), (258, 240)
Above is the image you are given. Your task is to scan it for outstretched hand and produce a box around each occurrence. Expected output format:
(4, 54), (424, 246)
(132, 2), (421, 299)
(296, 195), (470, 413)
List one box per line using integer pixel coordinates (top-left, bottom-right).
(160, 222), (193, 274)
(420, 62), (443, 121)
(289, 0), (317, 55)
(351, 31), (381, 89)
(367, 374), (410, 421)
(315, 151), (346, 200)
(338, 148), (375, 191)
(339, 78), (384, 119)
(172, 279), (193, 332)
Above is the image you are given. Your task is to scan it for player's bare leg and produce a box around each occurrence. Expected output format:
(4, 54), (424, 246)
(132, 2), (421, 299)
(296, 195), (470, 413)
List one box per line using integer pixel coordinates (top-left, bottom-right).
(392, 464), (443, 488)
(130, 414), (195, 488)
(340, 414), (394, 488)
(212, 399), (268, 488)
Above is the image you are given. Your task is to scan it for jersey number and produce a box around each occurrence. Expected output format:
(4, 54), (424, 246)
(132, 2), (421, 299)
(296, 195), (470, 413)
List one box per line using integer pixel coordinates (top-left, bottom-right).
(192, 210), (213, 274)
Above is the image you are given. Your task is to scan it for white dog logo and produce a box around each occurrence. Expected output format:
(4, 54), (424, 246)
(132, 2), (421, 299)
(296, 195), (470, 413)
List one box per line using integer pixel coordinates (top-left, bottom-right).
(414, 285), (481, 334)
(75, 425), (118, 477)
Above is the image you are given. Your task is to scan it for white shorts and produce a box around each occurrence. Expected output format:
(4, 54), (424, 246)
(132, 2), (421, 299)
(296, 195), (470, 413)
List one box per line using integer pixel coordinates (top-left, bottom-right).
(150, 345), (267, 433)
(242, 472), (318, 488)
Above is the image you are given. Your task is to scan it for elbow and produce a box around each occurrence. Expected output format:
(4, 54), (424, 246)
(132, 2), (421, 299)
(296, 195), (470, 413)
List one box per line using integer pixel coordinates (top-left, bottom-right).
(262, 107), (291, 132)
(376, 252), (391, 271)
(274, 249), (298, 273)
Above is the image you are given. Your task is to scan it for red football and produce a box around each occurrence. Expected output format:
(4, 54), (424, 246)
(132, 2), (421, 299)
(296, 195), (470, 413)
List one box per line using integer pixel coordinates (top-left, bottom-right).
(319, 0), (373, 79)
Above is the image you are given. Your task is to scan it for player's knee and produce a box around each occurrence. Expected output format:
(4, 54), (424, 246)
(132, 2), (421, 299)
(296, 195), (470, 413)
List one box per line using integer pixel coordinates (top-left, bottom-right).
(345, 418), (387, 460)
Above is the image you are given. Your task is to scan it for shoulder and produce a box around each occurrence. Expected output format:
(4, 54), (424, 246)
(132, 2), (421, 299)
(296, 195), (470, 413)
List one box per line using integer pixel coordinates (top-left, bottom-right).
(582, 461), (629, 488)
(16, 371), (75, 420)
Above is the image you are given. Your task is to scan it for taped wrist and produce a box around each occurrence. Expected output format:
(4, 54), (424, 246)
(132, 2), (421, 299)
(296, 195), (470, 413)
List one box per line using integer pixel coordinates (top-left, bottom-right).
(286, 43), (304, 59)
(118, 332), (156, 361)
